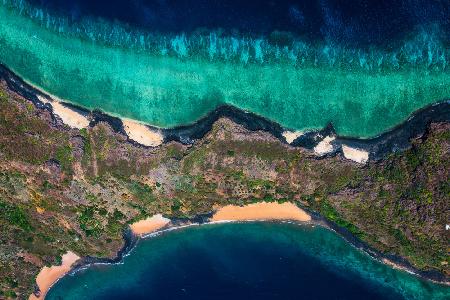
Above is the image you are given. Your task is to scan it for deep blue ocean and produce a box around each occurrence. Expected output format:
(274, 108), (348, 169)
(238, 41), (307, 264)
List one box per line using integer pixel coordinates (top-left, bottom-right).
(27, 0), (449, 45)
(47, 223), (449, 300)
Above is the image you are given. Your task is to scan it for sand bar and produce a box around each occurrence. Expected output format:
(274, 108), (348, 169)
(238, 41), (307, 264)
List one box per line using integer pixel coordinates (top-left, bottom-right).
(342, 145), (369, 164)
(122, 119), (164, 147)
(29, 251), (80, 300)
(130, 214), (171, 236)
(211, 202), (311, 222)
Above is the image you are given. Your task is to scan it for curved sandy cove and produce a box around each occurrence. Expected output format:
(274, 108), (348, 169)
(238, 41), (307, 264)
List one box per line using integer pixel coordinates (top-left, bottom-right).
(122, 119), (164, 147)
(31, 202), (309, 299)
(128, 202), (311, 237)
(129, 214), (171, 236)
(29, 251), (80, 300)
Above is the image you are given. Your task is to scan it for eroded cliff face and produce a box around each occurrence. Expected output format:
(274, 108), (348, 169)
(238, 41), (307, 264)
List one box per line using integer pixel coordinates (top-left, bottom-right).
(0, 79), (449, 298)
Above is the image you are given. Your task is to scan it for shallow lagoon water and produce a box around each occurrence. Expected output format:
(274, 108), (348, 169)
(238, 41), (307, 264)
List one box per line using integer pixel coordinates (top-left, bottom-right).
(1, 0), (449, 137)
(47, 223), (449, 300)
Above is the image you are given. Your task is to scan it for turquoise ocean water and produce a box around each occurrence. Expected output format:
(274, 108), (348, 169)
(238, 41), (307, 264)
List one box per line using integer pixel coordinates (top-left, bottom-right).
(47, 223), (449, 300)
(0, 0), (449, 137)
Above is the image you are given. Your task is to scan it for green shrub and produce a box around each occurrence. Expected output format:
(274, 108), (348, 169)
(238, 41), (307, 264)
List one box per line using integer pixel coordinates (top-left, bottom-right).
(55, 144), (73, 174)
(78, 206), (102, 237)
(0, 199), (32, 231)
(320, 200), (365, 239)
(129, 181), (155, 203)
(3, 290), (17, 298)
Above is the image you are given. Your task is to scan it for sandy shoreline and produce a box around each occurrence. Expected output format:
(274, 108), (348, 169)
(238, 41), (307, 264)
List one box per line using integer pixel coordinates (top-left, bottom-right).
(129, 202), (311, 237)
(342, 144), (369, 164)
(29, 251), (80, 300)
(36, 95), (89, 130)
(122, 119), (164, 147)
(130, 214), (171, 236)
(282, 130), (304, 144)
(3, 64), (449, 163)
(22, 78), (164, 146)
(314, 135), (336, 155)
(30, 202), (449, 299)
(211, 202), (311, 222)
(3, 64), (450, 299)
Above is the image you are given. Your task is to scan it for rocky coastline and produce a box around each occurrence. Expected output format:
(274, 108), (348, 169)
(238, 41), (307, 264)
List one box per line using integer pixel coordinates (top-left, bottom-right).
(1, 64), (449, 163)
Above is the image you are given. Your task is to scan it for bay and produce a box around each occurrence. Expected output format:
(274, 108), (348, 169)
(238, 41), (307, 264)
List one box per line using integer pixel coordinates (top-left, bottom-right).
(47, 223), (449, 300)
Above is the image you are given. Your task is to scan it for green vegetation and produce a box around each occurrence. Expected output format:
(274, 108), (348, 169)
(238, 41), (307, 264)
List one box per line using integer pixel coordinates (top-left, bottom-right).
(319, 200), (365, 239)
(79, 128), (92, 166)
(0, 90), (7, 102)
(0, 198), (32, 231)
(54, 144), (73, 174)
(78, 206), (102, 237)
(128, 181), (155, 204)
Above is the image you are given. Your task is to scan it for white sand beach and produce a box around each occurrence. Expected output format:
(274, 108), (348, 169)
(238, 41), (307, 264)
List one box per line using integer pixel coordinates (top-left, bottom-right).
(122, 119), (164, 147)
(314, 136), (335, 155)
(50, 102), (90, 129)
(37, 95), (89, 129)
(33, 83), (164, 147)
(342, 145), (369, 164)
(282, 130), (304, 144)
